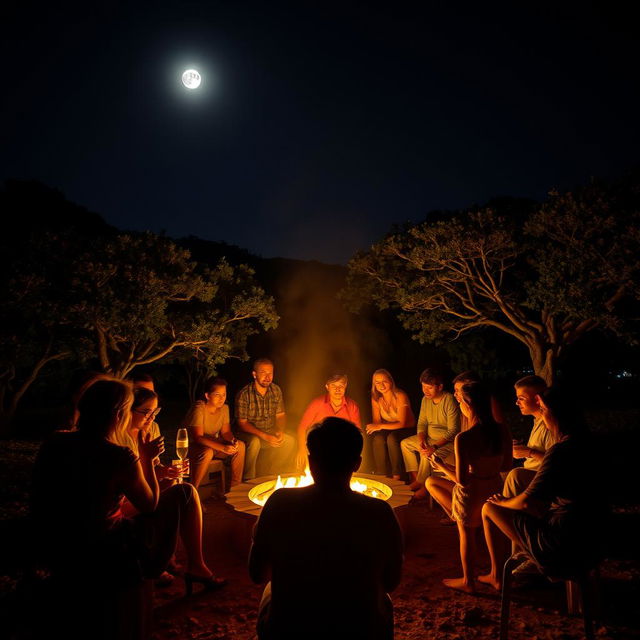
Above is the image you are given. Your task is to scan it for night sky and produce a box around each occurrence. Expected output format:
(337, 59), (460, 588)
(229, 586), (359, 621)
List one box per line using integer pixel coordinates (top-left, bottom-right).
(2, 1), (639, 264)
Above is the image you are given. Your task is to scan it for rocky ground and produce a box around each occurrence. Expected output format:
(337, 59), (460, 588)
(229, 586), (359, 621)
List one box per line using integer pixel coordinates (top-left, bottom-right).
(150, 493), (640, 640)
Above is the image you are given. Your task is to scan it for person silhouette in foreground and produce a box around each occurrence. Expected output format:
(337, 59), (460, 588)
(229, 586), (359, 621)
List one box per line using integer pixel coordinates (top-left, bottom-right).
(249, 417), (403, 640)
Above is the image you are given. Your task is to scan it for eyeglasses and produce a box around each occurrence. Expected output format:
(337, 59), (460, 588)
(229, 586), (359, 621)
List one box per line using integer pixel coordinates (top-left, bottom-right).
(133, 407), (162, 420)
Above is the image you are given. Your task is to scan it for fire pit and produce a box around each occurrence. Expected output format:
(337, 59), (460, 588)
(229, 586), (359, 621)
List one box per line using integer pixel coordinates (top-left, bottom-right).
(225, 472), (414, 517)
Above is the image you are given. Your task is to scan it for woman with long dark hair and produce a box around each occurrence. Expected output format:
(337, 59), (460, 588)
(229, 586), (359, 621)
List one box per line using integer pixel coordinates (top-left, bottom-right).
(426, 381), (512, 592)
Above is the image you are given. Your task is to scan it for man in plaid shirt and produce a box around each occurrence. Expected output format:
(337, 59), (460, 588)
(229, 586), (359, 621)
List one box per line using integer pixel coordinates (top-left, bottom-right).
(236, 358), (295, 480)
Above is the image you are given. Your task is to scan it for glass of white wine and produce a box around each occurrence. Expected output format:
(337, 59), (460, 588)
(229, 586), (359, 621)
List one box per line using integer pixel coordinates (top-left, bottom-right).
(175, 428), (189, 484)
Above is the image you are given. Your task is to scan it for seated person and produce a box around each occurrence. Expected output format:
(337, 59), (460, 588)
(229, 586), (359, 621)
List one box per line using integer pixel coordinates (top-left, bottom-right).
(236, 358), (295, 480)
(31, 378), (225, 608)
(452, 370), (504, 430)
(401, 368), (460, 499)
(480, 387), (606, 590)
(115, 386), (183, 492)
(295, 372), (361, 470)
(249, 417), (403, 640)
(503, 375), (556, 498)
(365, 369), (416, 479)
(182, 377), (245, 488)
(426, 381), (512, 593)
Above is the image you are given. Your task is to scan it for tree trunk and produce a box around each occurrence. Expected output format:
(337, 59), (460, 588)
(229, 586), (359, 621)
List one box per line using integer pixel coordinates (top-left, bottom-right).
(528, 342), (557, 386)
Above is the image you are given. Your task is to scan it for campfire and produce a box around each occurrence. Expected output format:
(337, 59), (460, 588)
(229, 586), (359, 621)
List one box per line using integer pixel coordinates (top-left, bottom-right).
(247, 468), (393, 507)
(226, 471), (413, 517)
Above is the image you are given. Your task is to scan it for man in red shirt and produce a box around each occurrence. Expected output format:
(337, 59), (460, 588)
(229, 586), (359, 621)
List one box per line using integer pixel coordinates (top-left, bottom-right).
(295, 373), (362, 469)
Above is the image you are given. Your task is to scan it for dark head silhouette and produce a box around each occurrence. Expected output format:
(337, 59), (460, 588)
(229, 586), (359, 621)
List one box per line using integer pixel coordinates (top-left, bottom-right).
(307, 417), (362, 480)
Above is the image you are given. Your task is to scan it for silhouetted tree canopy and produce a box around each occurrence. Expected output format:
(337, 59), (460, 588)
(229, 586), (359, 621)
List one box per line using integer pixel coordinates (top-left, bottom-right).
(344, 176), (640, 384)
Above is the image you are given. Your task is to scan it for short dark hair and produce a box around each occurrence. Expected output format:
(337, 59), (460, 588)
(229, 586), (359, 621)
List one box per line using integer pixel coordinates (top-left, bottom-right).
(203, 376), (227, 395)
(133, 386), (158, 409)
(515, 375), (547, 394)
(452, 370), (480, 385)
(326, 372), (348, 385)
(253, 358), (274, 371)
(307, 417), (362, 473)
(419, 368), (444, 386)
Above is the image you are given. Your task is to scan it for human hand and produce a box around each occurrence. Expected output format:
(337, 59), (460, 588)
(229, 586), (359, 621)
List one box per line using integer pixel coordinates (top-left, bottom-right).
(420, 443), (436, 458)
(163, 463), (184, 481)
(264, 432), (284, 447)
(222, 443), (238, 455)
(365, 423), (380, 435)
(138, 431), (164, 461)
(486, 493), (507, 505)
(512, 444), (530, 459)
(429, 453), (443, 469)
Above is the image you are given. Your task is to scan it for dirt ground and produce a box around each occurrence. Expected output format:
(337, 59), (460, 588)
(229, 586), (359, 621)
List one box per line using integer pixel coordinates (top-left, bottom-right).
(150, 493), (640, 640)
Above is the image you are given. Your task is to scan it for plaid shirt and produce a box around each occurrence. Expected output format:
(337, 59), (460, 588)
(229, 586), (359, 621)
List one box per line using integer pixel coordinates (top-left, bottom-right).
(235, 382), (285, 434)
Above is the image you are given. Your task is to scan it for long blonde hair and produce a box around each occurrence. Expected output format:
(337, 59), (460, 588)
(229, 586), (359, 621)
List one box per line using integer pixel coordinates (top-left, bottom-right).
(371, 369), (399, 411)
(76, 377), (133, 444)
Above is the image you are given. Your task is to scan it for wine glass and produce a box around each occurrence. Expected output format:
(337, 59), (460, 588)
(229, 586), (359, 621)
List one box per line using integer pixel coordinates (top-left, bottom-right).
(175, 428), (189, 483)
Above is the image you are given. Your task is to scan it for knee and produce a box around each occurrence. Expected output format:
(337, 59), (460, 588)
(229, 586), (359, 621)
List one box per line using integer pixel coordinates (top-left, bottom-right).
(425, 476), (436, 492)
(168, 481), (197, 504)
(482, 501), (496, 521)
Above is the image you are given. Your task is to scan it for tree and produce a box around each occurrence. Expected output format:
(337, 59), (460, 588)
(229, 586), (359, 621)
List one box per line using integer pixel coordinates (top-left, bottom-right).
(344, 179), (640, 384)
(69, 232), (279, 379)
(0, 231), (77, 435)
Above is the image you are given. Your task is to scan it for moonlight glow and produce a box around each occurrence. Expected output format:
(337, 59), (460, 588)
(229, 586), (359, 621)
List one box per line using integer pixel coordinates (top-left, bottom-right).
(181, 69), (202, 89)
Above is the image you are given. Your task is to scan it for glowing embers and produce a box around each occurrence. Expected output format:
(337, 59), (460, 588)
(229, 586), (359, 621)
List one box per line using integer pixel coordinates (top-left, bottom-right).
(247, 469), (393, 507)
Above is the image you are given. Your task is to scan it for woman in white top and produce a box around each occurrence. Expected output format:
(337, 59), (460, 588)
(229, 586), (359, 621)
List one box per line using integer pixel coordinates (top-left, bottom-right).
(366, 369), (416, 479)
(183, 377), (245, 488)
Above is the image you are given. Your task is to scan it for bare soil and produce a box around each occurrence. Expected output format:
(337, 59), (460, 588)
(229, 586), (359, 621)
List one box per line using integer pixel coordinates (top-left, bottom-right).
(151, 494), (640, 640)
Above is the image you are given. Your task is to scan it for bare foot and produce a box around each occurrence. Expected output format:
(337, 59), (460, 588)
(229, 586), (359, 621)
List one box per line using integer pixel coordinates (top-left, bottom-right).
(442, 577), (475, 594)
(477, 573), (501, 591)
(408, 481), (422, 491)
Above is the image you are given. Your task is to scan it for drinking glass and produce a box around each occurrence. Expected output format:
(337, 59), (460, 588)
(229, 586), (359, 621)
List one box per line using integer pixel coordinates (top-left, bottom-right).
(176, 428), (189, 483)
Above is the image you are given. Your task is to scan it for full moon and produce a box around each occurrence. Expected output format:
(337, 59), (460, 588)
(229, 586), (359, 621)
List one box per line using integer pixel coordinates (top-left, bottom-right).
(181, 69), (202, 90)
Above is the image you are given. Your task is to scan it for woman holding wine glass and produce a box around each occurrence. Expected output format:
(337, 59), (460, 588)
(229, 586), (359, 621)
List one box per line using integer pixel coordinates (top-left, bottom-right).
(32, 377), (226, 596)
(118, 387), (185, 490)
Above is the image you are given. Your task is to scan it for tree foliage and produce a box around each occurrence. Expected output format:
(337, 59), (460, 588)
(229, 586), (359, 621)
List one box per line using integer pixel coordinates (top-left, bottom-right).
(69, 232), (279, 378)
(344, 179), (640, 383)
(0, 180), (279, 434)
(0, 231), (78, 433)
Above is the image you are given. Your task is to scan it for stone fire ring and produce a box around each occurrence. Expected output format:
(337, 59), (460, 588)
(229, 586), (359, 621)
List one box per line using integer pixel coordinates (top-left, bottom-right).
(225, 473), (415, 517)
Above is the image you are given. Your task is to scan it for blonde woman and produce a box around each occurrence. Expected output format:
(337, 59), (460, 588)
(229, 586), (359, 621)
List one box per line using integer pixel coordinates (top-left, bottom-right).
(32, 377), (225, 597)
(365, 369), (416, 479)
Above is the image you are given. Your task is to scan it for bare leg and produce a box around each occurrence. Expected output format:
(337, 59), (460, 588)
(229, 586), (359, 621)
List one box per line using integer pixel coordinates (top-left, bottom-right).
(478, 502), (517, 590)
(179, 486), (212, 577)
(407, 471), (420, 490)
(443, 523), (477, 593)
(425, 476), (454, 516)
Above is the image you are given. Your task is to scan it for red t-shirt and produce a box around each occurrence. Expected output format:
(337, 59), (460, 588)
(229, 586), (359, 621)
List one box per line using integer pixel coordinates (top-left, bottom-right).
(298, 394), (362, 432)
